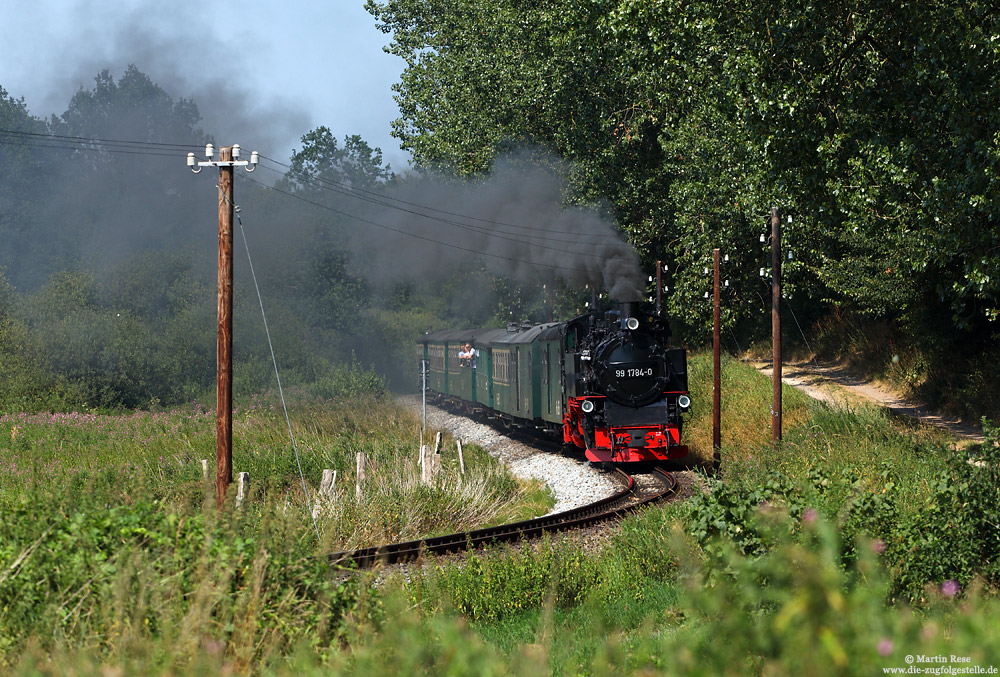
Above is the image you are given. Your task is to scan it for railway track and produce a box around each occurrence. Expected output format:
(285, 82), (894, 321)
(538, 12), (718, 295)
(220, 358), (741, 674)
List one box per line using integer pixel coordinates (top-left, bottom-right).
(327, 466), (678, 570)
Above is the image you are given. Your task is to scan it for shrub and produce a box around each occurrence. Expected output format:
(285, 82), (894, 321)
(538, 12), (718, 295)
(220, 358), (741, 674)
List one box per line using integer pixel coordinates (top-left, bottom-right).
(652, 516), (1000, 676)
(680, 419), (1000, 603)
(890, 418), (1000, 600)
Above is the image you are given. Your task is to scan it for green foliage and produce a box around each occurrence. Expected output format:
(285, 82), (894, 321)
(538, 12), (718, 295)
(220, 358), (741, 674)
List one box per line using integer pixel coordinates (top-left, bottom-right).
(303, 596), (532, 677)
(0, 88), (50, 286)
(305, 357), (388, 401)
(0, 270), (55, 411)
(654, 516), (1000, 676)
(890, 418), (1000, 600)
(2, 247), (408, 410)
(0, 396), (556, 671)
(677, 418), (1000, 603)
(2, 351), (1000, 673)
(0, 496), (366, 672)
(281, 127), (394, 193)
(368, 0), (1000, 346)
(813, 309), (1000, 421)
(428, 541), (601, 624)
(55, 65), (203, 144)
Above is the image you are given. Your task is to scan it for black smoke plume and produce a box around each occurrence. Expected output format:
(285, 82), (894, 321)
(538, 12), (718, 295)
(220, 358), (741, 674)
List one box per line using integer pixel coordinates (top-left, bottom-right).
(341, 152), (644, 301)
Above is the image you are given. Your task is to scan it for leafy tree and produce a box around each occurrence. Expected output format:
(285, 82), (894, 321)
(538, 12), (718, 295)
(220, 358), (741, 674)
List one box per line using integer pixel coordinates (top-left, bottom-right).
(0, 87), (53, 286)
(55, 65), (203, 149)
(281, 126), (393, 193)
(366, 0), (673, 245)
(368, 0), (1000, 339)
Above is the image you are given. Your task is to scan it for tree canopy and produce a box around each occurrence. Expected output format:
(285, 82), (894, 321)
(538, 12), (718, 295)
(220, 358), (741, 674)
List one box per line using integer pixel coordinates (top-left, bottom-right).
(367, 0), (1000, 334)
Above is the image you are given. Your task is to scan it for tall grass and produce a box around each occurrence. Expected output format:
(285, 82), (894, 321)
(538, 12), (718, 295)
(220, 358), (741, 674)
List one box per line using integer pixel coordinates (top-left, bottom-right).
(0, 396), (552, 670)
(683, 353), (815, 466)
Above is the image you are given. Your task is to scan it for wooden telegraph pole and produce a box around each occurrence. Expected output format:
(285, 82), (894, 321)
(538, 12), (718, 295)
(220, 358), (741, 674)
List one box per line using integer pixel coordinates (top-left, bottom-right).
(216, 146), (234, 508)
(656, 259), (663, 314)
(712, 248), (721, 470)
(187, 143), (259, 508)
(771, 207), (782, 445)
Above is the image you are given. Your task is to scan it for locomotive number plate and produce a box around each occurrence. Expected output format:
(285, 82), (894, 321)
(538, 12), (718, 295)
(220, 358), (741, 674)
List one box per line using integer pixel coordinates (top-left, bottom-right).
(616, 367), (653, 378)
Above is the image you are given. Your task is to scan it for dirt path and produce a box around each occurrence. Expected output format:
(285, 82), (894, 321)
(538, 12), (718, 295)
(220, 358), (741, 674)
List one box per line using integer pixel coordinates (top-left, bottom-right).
(754, 359), (985, 444)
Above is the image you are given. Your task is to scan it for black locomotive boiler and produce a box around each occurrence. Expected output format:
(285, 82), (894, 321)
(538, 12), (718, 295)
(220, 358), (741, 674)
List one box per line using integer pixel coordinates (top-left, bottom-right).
(418, 301), (690, 463)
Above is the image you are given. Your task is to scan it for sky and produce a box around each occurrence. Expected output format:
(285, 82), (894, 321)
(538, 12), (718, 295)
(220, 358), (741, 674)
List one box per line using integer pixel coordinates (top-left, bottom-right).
(0, 0), (410, 169)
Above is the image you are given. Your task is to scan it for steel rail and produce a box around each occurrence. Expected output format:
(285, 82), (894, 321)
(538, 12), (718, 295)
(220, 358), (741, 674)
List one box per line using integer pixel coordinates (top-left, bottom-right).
(326, 467), (677, 570)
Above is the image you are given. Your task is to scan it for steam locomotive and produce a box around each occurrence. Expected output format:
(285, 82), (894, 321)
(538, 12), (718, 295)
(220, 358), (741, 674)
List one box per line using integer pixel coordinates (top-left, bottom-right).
(417, 301), (690, 463)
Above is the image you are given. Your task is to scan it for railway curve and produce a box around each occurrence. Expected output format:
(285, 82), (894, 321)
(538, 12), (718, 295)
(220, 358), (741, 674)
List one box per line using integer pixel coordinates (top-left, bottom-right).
(327, 467), (678, 570)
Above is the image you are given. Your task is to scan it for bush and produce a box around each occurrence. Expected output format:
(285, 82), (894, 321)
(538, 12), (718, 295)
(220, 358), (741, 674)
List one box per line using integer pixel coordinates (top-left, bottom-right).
(307, 356), (387, 401)
(679, 418), (1000, 603)
(889, 418), (1000, 600)
(653, 515), (1000, 676)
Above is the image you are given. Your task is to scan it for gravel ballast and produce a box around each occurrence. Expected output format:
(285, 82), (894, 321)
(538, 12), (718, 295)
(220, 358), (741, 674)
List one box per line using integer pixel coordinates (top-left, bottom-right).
(398, 395), (619, 514)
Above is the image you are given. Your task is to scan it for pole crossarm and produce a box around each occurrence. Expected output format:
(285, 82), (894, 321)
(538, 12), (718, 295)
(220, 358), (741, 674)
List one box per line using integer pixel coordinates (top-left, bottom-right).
(188, 143), (259, 174)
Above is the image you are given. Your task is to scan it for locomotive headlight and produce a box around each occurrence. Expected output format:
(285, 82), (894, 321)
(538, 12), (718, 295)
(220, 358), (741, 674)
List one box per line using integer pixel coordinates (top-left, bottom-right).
(581, 399), (595, 413)
(677, 395), (691, 410)
(625, 317), (640, 331)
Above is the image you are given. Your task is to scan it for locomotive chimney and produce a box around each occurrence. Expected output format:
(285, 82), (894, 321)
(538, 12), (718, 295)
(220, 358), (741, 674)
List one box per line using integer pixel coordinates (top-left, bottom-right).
(621, 300), (638, 319)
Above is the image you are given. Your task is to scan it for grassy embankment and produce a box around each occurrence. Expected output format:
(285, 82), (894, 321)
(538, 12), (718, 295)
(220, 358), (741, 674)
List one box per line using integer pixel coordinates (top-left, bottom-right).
(3, 355), (1000, 675)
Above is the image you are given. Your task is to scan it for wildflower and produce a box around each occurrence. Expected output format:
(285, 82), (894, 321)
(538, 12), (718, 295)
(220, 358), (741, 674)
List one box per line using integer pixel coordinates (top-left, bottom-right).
(870, 538), (887, 554)
(878, 638), (893, 656)
(802, 507), (819, 524)
(941, 580), (960, 597)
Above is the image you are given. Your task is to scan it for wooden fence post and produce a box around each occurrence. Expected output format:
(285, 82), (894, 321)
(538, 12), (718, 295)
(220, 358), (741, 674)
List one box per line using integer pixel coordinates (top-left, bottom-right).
(424, 451), (439, 485)
(236, 472), (249, 507)
(355, 452), (366, 501)
(320, 469), (337, 498)
(457, 439), (466, 475)
(201, 459), (209, 480)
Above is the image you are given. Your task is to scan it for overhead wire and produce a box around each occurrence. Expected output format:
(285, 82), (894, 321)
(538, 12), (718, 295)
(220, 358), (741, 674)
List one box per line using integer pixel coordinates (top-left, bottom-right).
(0, 128), (201, 152)
(258, 153), (626, 242)
(0, 128), (636, 269)
(0, 129), (624, 244)
(0, 135), (191, 159)
(238, 172), (606, 276)
(252, 162), (625, 255)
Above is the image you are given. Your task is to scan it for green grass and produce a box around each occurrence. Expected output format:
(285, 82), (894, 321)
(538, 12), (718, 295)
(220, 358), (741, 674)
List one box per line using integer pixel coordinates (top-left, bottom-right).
(3, 355), (999, 675)
(0, 395), (553, 672)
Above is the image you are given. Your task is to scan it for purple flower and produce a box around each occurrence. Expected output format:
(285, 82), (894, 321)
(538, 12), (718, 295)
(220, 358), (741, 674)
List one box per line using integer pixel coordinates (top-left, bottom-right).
(802, 507), (819, 524)
(941, 580), (960, 597)
(878, 638), (893, 656)
(870, 539), (887, 554)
